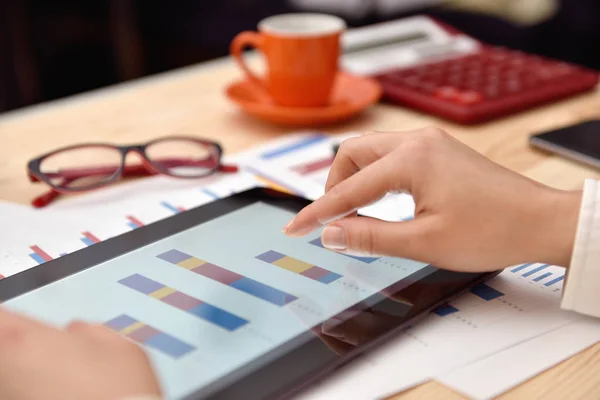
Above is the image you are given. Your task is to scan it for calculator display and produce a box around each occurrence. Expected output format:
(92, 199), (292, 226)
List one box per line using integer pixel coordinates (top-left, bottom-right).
(345, 32), (430, 54)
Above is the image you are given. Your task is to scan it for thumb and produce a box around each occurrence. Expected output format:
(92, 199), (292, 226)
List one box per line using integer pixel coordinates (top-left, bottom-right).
(321, 216), (432, 261)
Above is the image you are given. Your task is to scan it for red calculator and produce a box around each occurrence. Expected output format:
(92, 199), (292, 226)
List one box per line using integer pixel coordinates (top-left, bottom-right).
(341, 16), (599, 124)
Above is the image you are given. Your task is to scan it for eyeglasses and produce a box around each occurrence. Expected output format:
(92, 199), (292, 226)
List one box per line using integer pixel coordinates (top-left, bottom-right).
(27, 136), (238, 208)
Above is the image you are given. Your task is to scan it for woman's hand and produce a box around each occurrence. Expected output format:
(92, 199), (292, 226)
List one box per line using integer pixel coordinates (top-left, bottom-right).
(0, 308), (162, 400)
(283, 128), (582, 271)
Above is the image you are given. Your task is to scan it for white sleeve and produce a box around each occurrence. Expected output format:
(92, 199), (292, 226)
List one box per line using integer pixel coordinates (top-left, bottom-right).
(561, 179), (600, 317)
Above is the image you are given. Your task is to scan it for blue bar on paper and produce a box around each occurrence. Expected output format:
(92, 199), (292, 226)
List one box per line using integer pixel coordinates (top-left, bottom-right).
(188, 302), (248, 331)
(434, 304), (459, 317)
(81, 237), (94, 247)
(318, 272), (343, 284)
(511, 263), (534, 273)
(144, 333), (195, 359)
(119, 274), (164, 294)
(161, 201), (180, 214)
(200, 188), (220, 200)
(230, 277), (298, 306)
(534, 272), (553, 282)
(522, 264), (549, 277)
(105, 314), (138, 331)
(128, 221), (140, 230)
(256, 250), (285, 263)
(470, 283), (504, 301)
(545, 275), (565, 287)
(309, 238), (379, 264)
(260, 135), (327, 160)
(29, 253), (46, 265)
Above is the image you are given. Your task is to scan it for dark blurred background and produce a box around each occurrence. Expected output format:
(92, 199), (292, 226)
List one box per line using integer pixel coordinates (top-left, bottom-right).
(2, 0), (600, 114)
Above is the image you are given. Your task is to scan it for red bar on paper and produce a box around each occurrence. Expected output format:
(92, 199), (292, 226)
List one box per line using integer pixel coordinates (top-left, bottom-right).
(291, 157), (334, 175)
(30, 245), (53, 262)
(127, 215), (145, 227)
(82, 231), (101, 244)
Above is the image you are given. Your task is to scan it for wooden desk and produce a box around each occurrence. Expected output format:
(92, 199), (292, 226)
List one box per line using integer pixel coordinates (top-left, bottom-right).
(1, 56), (600, 399)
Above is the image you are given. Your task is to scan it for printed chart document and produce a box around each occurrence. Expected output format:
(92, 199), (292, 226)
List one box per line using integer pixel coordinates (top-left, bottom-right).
(437, 318), (600, 399)
(234, 131), (416, 222)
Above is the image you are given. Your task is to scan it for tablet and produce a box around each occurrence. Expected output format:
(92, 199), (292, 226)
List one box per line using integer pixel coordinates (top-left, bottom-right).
(0, 188), (499, 400)
(529, 119), (600, 170)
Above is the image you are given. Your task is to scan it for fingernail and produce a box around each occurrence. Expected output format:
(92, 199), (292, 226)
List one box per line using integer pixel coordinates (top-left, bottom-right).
(284, 219), (321, 237)
(282, 219), (294, 234)
(322, 226), (346, 250)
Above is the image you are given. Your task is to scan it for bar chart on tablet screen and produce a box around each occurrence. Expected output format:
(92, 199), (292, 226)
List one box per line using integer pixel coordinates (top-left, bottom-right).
(156, 249), (299, 307)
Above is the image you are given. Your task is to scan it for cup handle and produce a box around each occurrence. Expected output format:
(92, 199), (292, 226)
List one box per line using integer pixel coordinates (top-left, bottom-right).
(231, 31), (271, 98)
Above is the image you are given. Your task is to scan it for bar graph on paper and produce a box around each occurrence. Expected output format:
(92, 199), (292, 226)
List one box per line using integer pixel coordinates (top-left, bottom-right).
(509, 263), (565, 290)
(431, 263), (566, 332)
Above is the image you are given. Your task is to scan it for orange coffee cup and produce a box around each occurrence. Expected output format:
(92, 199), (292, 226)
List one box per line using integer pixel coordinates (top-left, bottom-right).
(231, 13), (346, 108)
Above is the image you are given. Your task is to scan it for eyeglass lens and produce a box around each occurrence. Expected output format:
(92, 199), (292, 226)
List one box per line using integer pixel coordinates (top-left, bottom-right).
(145, 139), (218, 177)
(40, 145), (123, 190)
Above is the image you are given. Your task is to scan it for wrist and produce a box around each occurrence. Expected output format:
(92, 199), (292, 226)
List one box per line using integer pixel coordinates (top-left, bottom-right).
(532, 188), (582, 267)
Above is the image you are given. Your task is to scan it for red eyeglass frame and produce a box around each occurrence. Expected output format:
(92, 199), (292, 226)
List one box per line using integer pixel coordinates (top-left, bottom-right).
(27, 136), (238, 208)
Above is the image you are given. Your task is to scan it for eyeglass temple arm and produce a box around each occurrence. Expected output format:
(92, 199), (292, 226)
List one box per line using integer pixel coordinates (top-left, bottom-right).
(31, 176), (79, 208)
(39, 158), (237, 180)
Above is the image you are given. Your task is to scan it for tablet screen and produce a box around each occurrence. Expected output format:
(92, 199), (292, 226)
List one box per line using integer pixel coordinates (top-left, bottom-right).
(3, 201), (433, 399)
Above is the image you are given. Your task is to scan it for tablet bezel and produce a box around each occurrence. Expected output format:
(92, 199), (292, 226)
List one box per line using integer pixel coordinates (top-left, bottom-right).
(0, 188), (500, 400)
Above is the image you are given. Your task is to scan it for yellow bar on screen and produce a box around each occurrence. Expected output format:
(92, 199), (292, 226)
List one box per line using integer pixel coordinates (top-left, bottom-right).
(273, 256), (313, 273)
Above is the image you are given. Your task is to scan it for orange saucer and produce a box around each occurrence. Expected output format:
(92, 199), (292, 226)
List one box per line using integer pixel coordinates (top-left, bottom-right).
(225, 72), (383, 126)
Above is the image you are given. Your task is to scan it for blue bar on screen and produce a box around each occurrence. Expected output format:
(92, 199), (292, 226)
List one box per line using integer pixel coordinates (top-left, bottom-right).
(187, 303), (248, 331)
(230, 277), (298, 306)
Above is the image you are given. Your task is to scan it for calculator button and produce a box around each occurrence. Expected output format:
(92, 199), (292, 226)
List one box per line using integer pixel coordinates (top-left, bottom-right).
(403, 77), (421, 87)
(435, 86), (460, 100)
(537, 69), (556, 79)
(485, 88), (500, 99)
(456, 91), (483, 105)
(505, 81), (521, 92)
(466, 81), (482, 90)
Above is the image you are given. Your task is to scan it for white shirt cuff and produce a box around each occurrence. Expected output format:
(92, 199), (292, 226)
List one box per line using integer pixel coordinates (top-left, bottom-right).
(561, 179), (600, 317)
